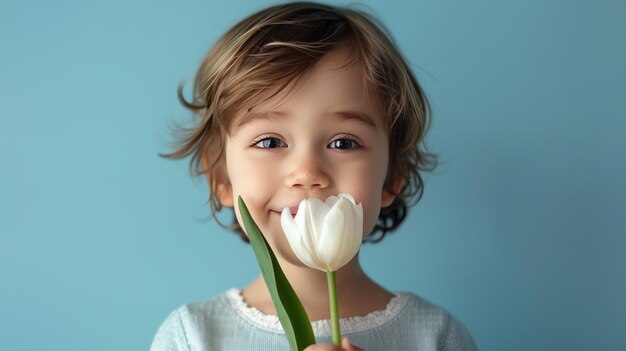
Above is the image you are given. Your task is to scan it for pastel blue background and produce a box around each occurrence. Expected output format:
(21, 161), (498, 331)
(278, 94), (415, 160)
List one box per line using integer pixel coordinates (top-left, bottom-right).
(1, 0), (624, 350)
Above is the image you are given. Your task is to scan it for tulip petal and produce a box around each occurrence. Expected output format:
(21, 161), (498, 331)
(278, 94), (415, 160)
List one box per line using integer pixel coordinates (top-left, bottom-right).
(288, 200), (326, 271)
(348, 201), (364, 256)
(339, 197), (363, 266)
(337, 193), (356, 205)
(318, 197), (362, 271)
(324, 194), (339, 208)
(303, 198), (329, 268)
(307, 198), (330, 241)
(281, 208), (320, 270)
(317, 205), (345, 271)
(294, 201), (318, 263)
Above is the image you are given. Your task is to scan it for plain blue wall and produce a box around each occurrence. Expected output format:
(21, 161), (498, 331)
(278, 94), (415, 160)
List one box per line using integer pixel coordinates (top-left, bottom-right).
(1, 0), (624, 350)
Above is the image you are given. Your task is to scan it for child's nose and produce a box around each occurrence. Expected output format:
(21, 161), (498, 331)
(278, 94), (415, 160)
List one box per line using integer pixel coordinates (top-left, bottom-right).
(284, 166), (330, 189)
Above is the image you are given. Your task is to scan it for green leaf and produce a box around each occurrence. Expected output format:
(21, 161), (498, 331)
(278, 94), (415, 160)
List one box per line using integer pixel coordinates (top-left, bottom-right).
(238, 196), (316, 351)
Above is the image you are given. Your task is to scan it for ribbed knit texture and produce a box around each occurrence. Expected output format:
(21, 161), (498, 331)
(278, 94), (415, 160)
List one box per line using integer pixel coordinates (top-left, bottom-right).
(150, 288), (478, 351)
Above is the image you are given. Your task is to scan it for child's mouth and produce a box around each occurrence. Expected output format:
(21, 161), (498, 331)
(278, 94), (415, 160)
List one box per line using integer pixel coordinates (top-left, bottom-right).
(273, 209), (297, 218)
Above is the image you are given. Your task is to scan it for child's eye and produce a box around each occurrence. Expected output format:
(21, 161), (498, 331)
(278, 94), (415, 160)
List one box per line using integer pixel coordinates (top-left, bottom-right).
(253, 137), (287, 149)
(328, 137), (360, 150)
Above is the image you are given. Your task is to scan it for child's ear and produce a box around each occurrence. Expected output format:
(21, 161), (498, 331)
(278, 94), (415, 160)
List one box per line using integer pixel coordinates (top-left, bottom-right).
(381, 173), (407, 208)
(202, 157), (234, 208)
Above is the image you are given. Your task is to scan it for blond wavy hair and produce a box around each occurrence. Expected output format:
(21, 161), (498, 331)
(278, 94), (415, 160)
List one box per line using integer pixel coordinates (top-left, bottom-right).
(160, 1), (437, 243)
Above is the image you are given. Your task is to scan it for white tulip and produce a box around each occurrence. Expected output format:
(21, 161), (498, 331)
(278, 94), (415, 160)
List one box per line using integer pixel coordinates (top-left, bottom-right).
(280, 193), (363, 272)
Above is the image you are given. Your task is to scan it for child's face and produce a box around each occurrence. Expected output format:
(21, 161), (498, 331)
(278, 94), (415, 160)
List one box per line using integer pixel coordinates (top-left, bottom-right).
(216, 47), (400, 266)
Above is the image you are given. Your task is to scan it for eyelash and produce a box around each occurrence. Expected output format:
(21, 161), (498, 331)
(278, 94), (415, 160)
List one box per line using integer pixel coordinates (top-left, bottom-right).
(251, 134), (361, 150)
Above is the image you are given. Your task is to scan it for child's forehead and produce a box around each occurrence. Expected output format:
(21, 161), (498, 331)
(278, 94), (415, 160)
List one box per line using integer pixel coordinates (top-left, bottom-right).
(229, 48), (386, 130)
(230, 98), (386, 135)
(234, 108), (380, 131)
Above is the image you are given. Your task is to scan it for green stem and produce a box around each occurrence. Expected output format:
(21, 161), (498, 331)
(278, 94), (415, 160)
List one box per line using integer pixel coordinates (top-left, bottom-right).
(326, 271), (341, 346)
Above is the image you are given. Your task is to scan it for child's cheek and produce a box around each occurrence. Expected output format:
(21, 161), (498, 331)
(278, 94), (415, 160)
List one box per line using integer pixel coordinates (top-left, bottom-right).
(362, 198), (382, 238)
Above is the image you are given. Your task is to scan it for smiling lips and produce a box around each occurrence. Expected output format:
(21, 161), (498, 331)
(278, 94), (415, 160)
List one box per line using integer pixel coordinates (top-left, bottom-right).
(273, 207), (298, 218)
(288, 206), (300, 218)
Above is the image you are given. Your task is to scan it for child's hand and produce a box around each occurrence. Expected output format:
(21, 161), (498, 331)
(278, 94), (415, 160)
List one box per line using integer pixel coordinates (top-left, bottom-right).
(304, 337), (364, 351)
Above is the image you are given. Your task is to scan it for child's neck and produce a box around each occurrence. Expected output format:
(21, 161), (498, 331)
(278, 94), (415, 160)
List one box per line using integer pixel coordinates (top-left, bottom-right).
(241, 255), (394, 321)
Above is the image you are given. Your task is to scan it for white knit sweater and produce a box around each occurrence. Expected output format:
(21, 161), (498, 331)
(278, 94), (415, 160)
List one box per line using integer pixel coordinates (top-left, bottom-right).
(150, 288), (478, 351)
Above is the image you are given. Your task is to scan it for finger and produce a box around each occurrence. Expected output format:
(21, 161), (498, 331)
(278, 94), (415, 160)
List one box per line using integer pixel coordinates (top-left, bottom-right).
(303, 344), (344, 351)
(341, 338), (350, 349)
(341, 337), (364, 351)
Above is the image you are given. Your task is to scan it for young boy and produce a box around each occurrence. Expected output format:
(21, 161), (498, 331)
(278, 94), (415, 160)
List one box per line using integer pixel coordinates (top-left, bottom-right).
(153, 2), (478, 350)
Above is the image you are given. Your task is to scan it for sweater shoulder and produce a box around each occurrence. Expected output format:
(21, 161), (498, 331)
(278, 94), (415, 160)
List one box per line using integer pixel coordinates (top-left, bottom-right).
(176, 291), (233, 325)
(150, 291), (235, 351)
(400, 293), (479, 351)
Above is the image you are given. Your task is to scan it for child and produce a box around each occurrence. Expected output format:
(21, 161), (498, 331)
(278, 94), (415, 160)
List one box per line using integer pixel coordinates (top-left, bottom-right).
(152, 2), (478, 350)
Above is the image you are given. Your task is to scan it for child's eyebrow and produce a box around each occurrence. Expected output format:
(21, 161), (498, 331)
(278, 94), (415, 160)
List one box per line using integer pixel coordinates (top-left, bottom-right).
(236, 110), (378, 129)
